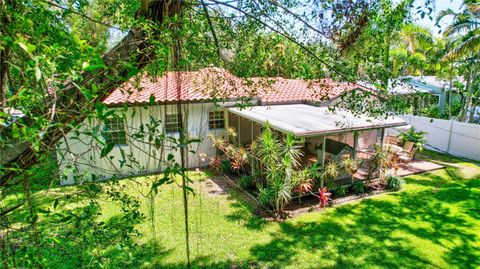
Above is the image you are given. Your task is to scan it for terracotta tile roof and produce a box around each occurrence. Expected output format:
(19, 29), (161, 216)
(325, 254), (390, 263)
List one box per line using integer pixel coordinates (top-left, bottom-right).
(103, 68), (366, 106)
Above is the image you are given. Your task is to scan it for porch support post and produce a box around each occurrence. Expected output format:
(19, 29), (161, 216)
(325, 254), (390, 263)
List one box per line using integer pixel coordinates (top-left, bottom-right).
(352, 132), (359, 183)
(250, 120), (254, 176)
(225, 110), (229, 129)
(380, 128), (385, 146)
(321, 136), (326, 168)
(237, 116), (240, 145)
(353, 132), (358, 160)
(251, 120), (254, 143)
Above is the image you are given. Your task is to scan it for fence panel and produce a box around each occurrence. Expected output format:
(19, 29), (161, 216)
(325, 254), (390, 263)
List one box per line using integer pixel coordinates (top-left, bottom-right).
(397, 115), (480, 161)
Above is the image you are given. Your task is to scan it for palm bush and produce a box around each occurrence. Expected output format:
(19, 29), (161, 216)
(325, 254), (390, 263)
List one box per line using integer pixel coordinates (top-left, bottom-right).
(398, 126), (428, 151)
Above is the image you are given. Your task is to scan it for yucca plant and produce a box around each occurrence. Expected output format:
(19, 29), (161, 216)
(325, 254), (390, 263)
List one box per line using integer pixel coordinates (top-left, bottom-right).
(252, 124), (303, 215)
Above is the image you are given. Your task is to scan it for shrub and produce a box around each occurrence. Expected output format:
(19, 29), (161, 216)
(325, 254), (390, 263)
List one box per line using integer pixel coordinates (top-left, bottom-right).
(398, 126), (428, 151)
(220, 159), (232, 174)
(386, 175), (405, 191)
(238, 175), (254, 189)
(351, 181), (365, 194)
(332, 185), (346, 197)
(258, 181), (292, 213)
(258, 186), (276, 208)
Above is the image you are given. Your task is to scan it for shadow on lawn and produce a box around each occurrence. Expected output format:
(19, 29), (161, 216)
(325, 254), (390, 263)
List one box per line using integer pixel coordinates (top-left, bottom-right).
(245, 167), (480, 268)
(208, 175), (270, 231)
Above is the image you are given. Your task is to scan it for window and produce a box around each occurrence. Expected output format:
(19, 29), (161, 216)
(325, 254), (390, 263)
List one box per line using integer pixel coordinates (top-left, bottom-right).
(165, 113), (180, 133)
(209, 110), (225, 129)
(103, 118), (127, 145)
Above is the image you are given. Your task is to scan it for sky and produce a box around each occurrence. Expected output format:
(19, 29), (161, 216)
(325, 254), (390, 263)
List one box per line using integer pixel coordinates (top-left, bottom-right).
(413, 0), (464, 36)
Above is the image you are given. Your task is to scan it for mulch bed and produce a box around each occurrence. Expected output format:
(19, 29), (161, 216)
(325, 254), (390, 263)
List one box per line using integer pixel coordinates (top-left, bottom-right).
(210, 172), (392, 220)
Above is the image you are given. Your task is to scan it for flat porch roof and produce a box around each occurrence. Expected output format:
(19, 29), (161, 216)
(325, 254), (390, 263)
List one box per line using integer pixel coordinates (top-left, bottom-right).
(227, 104), (407, 137)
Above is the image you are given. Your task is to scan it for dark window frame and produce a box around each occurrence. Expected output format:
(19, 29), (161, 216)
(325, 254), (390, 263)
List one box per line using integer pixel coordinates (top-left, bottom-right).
(103, 118), (127, 146)
(165, 113), (181, 133)
(208, 110), (225, 130)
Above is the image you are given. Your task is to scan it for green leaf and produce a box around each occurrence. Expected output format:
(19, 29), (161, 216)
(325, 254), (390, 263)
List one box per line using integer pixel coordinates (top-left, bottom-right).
(100, 143), (115, 158)
(38, 208), (51, 214)
(83, 64), (106, 71)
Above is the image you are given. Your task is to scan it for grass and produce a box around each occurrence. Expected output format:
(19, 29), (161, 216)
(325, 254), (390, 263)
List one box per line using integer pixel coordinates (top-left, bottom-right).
(4, 151), (480, 268)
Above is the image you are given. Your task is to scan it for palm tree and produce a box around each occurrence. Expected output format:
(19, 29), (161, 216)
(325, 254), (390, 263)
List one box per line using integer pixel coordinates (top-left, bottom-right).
(437, 0), (480, 122)
(391, 24), (435, 76)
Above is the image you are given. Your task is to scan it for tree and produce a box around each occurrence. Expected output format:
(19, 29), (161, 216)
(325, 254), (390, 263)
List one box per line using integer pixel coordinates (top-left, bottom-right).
(437, 0), (480, 122)
(0, 0), (440, 267)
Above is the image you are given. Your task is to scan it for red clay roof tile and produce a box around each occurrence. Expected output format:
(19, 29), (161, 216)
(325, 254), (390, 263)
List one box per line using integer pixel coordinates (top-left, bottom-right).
(102, 68), (365, 106)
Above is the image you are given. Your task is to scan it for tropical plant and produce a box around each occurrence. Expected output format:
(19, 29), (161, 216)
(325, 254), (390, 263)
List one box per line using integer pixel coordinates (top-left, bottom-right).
(293, 169), (314, 196)
(351, 181), (366, 194)
(250, 124), (303, 215)
(322, 161), (341, 189)
(238, 175), (254, 190)
(258, 180), (292, 214)
(366, 144), (389, 182)
(209, 156), (221, 171)
(398, 126), (428, 151)
(341, 157), (360, 179)
(220, 159), (232, 174)
(332, 185), (346, 197)
(386, 175), (405, 191)
(437, 0), (480, 122)
(318, 187), (332, 207)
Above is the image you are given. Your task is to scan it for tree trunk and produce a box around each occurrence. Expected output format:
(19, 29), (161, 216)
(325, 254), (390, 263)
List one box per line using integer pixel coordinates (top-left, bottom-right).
(459, 63), (474, 122)
(467, 56), (479, 123)
(0, 0), (185, 184)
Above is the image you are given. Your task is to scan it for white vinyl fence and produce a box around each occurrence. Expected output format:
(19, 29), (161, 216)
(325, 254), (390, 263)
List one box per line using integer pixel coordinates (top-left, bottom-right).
(387, 115), (480, 161)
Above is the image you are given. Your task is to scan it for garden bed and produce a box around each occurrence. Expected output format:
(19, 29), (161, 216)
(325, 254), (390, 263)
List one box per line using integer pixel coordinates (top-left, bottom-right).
(222, 173), (394, 219)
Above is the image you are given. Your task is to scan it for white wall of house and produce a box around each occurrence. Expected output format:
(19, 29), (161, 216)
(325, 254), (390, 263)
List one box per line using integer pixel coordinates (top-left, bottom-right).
(57, 103), (226, 184)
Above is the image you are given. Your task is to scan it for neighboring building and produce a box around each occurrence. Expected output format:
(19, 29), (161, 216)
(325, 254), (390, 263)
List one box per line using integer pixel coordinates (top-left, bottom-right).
(390, 76), (463, 113)
(58, 68), (406, 184)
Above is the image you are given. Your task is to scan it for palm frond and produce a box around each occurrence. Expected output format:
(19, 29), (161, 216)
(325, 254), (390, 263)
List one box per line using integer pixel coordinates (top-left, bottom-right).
(445, 33), (480, 58)
(435, 8), (457, 25)
(444, 19), (477, 37)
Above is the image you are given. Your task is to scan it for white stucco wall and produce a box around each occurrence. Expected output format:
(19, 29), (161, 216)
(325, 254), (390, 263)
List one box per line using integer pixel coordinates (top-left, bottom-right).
(57, 103), (226, 184)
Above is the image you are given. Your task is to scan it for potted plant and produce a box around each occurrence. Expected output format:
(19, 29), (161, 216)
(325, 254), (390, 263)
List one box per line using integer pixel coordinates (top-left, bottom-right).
(398, 127), (427, 152)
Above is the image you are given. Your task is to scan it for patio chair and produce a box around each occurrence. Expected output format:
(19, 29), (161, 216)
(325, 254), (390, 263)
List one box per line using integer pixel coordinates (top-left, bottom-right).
(399, 141), (414, 155)
(385, 135), (399, 145)
(397, 147), (417, 163)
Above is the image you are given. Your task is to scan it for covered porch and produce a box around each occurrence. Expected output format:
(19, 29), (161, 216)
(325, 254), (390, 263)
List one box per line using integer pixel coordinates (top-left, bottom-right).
(226, 104), (409, 184)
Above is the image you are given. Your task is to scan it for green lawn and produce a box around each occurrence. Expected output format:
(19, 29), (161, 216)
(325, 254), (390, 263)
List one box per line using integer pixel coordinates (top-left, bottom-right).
(5, 152), (480, 268)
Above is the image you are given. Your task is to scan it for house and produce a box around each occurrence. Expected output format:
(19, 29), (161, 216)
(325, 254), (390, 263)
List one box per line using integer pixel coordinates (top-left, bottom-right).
(390, 76), (463, 114)
(57, 68), (407, 184)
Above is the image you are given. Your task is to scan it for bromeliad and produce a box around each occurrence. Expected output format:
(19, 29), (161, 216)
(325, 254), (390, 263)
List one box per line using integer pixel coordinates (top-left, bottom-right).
(318, 187), (331, 207)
